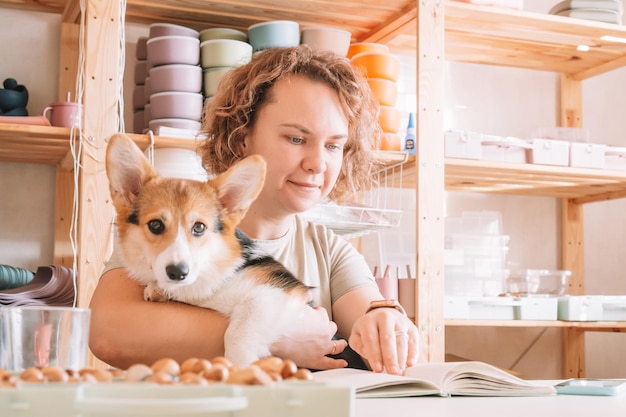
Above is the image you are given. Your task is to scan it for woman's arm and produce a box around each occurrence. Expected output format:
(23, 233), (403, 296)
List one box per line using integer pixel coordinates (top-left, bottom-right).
(89, 268), (229, 370)
(89, 268), (349, 370)
(333, 285), (420, 375)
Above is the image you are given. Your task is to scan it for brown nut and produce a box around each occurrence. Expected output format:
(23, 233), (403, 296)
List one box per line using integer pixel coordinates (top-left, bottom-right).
(20, 367), (44, 383)
(42, 367), (69, 383)
(227, 364), (273, 386)
(191, 359), (213, 374)
(210, 356), (232, 368)
(151, 358), (181, 376)
(253, 356), (284, 375)
(91, 369), (114, 383)
(180, 358), (200, 374)
(145, 370), (175, 384)
(179, 372), (210, 386)
(280, 359), (298, 379)
(125, 363), (153, 382)
(201, 363), (229, 382)
(294, 368), (313, 381)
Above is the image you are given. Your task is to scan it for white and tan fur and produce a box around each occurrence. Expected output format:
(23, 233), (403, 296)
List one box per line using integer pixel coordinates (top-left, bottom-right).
(105, 133), (313, 367)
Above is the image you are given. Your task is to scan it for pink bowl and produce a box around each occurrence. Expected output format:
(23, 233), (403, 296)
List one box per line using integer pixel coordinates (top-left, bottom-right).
(149, 23), (199, 39)
(149, 64), (202, 94)
(147, 36), (200, 67)
(149, 91), (204, 121)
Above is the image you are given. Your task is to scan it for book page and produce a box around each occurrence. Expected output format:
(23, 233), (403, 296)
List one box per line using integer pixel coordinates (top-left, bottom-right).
(312, 368), (442, 398)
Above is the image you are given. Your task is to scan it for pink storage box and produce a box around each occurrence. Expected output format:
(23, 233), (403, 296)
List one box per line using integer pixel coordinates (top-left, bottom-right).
(569, 143), (606, 169)
(481, 135), (530, 164)
(444, 129), (482, 160)
(604, 146), (626, 171)
(527, 138), (570, 166)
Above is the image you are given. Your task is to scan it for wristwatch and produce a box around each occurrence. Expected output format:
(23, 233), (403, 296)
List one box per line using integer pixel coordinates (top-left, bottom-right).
(365, 299), (407, 316)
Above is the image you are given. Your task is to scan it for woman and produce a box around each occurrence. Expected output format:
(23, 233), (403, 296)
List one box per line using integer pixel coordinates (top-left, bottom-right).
(90, 45), (419, 375)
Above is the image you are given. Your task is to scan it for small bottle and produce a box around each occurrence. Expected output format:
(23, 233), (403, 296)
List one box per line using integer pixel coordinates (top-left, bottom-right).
(404, 112), (416, 155)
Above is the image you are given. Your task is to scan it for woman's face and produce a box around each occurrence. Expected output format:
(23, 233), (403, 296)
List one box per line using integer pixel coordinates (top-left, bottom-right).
(243, 75), (348, 217)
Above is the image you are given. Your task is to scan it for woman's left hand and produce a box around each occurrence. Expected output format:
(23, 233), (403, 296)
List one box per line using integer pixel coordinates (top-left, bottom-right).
(348, 308), (419, 375)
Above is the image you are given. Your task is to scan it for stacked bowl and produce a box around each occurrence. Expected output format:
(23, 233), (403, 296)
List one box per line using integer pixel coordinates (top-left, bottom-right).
(247, 20), (300, 52)
(299, 26), (352, 57)
(143, 23), (203, 133)
(132, 36), (149, 133)
(200, 28), (252, 99)
(349, 43), (402, 151)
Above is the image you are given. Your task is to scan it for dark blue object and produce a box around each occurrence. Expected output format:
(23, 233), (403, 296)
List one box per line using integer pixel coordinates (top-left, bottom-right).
(0, 78), (29, 115)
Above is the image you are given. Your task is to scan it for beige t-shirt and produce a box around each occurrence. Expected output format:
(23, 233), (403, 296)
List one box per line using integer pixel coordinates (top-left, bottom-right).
(103, 215), (377, 318)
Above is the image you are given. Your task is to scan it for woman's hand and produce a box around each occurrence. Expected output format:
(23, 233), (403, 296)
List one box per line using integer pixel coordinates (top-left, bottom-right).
(270, 306), (348, 370)
(348, 308), (419, 375)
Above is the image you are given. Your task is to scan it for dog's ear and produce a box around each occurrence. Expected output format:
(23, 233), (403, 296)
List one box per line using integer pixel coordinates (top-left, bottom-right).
(212, 155), (266, 222)
(105, 133), (158, 209)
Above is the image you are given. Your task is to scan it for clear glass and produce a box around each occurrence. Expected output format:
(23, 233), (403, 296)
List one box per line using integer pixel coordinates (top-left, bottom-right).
(0, 306), (90, 372)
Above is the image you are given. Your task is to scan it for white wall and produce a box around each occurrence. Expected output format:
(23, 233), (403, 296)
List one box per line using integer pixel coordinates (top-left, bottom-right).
(2, 2), (626, 378)
(0, 10), (60, 271)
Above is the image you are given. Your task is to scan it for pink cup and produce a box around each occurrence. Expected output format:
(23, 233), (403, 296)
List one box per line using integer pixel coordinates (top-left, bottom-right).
(43, 101), (82, 128)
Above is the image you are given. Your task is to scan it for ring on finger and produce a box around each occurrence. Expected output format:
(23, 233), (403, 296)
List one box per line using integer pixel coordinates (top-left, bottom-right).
(395, 330), (408, 337)
(330, 340), (337, 354)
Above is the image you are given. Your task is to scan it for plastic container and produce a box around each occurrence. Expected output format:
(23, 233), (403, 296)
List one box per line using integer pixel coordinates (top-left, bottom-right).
(505, 269), (571, 296)
(569, 142), (606, 169)
(480, 135), (530, 164)
(527, 138), (570, 166)
(444, 130), (482, 160)
(0, 306), (91, 372)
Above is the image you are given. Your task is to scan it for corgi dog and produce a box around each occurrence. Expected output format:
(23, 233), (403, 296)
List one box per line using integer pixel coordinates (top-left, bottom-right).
(105, 133), (313, 367)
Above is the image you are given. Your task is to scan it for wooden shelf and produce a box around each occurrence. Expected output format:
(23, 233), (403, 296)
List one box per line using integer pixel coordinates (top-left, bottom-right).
(446, 319), (626, 332)
(0, 123), (72, 165)
(397, 157), (626, 203)
(443, 3), (626, 80)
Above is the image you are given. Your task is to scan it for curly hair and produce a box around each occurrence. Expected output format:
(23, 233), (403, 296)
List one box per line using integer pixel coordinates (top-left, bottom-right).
(198, 45), (383, 204)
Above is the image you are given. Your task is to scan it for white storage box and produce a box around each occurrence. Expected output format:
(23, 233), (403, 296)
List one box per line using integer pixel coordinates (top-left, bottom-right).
(505, 269), (571, 296)
(600, 296), (626, 321)
(532, 126), (590, 143)
(481, 135), (530, 164)
(517, 297), (558, 320)
(0, 381), (353, 417)
(604, 146), (626, 171)
(569, 142), (606, 169)
(445, 296), (557, 320)
(444, 129), (482, 160)
(527, 138), (570, 166)
(557, 295), (604, 321)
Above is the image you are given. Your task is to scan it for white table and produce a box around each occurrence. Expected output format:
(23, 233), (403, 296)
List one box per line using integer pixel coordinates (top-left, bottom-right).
(355, 394), (626, 417)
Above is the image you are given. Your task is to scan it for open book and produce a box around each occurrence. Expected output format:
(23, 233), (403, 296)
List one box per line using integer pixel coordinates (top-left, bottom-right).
(312, 361), (556, 398)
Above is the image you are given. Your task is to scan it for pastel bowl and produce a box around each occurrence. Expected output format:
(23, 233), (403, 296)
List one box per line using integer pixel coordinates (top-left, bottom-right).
(132, 85), (145, 110)
(347, 42), (389, 59)
(133, 109), (146, 133)
(149, 23), (199, 39)
(149, 91), (204, 121)
(200, 39), (253, 69)
(203, 67), (234, 97)
(149, 118), (203, 132)
(366, 77), (398, 107)
(149, 64), (202, 94)
(351, 51), (401, 82)
(378, 105), (402, 133)
(200, 27), (248, 43)
(136, 37), (148, 60)
(300, 26), (352, 56)
(147, 36), (200, 67)
(247, 20), (300, 51)
(134, 60), (148, 85)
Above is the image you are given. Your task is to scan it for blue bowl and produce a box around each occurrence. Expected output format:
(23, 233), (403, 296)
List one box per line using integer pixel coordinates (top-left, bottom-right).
(247, 20), (300, 52)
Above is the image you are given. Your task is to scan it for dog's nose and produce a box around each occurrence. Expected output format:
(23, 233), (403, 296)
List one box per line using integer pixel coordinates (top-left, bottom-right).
(166, 263), (189, 281)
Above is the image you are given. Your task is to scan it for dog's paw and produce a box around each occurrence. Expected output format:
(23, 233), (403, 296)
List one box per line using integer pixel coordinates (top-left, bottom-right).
(144, 285), (168, 302)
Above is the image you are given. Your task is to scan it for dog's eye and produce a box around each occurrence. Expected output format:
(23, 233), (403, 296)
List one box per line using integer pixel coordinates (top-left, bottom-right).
(191, 222), (206, 236)
(147, 219), (165, 235)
